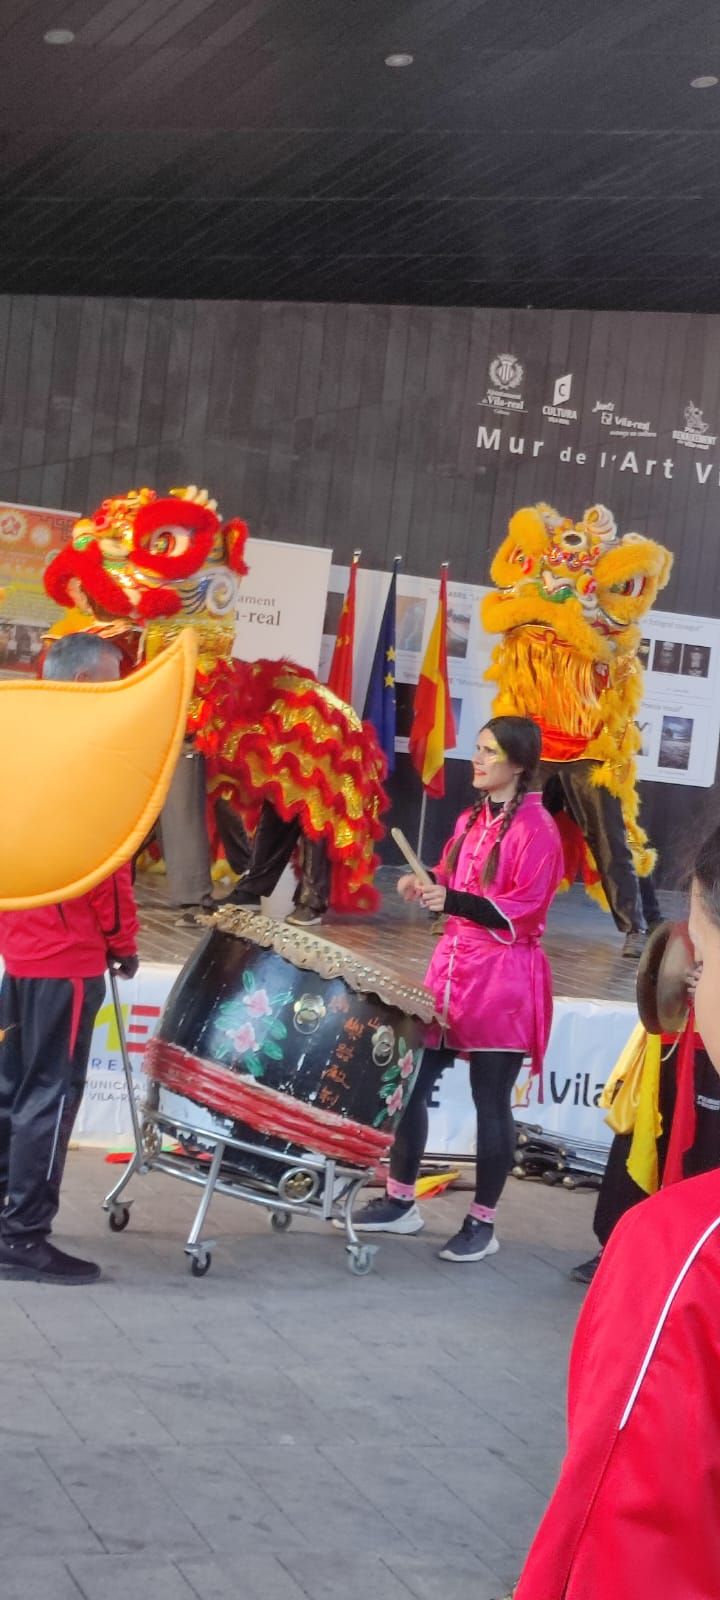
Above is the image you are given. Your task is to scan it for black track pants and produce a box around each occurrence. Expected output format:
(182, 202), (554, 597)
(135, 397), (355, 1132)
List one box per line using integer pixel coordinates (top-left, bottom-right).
(0, 974), (105, 1241)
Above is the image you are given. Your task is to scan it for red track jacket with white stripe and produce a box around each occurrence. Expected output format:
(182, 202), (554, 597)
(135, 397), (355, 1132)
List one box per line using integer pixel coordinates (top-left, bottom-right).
(516, 1168), (720, 1600)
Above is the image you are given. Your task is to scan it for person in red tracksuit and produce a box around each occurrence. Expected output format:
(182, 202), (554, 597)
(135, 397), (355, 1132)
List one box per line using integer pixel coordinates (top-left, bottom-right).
(514, 820), (720, 1600)
(0, 633), (139, 1286)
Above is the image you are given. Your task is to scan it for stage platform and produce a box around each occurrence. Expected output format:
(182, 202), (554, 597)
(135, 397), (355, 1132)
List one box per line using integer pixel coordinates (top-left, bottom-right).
(136, 867), (685, 1008)
(74, 869), (683, 1161)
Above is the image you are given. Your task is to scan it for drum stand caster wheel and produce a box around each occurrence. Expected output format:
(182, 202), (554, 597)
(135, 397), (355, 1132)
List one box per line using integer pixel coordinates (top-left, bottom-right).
(108, 1204), (131, 1233)
(189, 1251), (212, 1278)
(346, 1243), (377, 1277)
(270, 1210), (292, 1232)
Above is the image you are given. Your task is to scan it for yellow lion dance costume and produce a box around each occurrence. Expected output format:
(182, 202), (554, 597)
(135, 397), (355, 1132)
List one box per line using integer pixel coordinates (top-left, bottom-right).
(482, 503), (673, 934)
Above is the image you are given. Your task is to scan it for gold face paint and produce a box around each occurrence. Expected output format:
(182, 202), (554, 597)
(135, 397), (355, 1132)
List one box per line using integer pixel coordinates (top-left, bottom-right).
(476, 735), (505, 761)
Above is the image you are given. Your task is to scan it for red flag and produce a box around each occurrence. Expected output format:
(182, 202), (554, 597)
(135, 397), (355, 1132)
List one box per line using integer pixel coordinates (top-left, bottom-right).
(327, 555), (359, 704)
(408, 567), (457, 797)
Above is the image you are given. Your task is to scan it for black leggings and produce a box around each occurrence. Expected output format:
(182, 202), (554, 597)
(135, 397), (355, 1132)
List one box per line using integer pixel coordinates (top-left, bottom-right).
(390, 1049), (524, 1209)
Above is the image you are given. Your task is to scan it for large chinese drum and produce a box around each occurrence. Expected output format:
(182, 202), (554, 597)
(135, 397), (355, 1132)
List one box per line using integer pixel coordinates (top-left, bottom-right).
(143, 908), (434, 1173)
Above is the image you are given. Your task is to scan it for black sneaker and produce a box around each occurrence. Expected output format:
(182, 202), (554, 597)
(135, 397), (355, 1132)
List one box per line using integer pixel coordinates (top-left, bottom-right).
(0, 1237), (101, 1284)
(438, 1216), (499, 1263)
(176, 894), (217, 926)
(285, 906), (324, 927)
(570, 1250), (603, 1285)
(342, 1196), (424, 1234)
(622, 929), (646, 959)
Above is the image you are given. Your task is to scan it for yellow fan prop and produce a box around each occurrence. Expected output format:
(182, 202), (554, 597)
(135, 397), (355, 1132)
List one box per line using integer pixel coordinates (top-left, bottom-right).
(0, 630), (197, 909)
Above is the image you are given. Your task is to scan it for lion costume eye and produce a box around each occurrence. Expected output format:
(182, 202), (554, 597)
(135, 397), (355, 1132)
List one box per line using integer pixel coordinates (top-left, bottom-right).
(609, 576), (646, 599)
(146, 527), (191, 559)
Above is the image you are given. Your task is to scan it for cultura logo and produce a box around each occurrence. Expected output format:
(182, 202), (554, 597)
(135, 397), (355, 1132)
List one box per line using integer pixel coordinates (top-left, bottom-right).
(488, 353), (524, 391)
(543, 372), (578, 426)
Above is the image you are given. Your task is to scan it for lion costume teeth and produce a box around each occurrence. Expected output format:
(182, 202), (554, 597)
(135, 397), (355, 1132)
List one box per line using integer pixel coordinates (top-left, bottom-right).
(481, 503), (673, 904)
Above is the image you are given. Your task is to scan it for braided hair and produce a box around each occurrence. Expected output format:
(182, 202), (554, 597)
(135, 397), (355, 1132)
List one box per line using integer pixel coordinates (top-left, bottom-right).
(445, 715), (542, 885)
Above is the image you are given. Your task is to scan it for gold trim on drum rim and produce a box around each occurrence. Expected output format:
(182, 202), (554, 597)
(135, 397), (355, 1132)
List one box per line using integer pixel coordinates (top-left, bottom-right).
(201, 907), (438, 1024)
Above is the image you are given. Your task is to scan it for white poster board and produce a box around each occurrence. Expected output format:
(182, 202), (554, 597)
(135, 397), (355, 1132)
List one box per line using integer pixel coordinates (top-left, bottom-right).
(234, 537), (332, 675)
(635, 607), (720, 787)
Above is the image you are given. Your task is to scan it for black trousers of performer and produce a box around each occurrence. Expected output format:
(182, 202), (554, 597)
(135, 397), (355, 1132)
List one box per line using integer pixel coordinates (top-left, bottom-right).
(391, 1049), (524, 1209)
(0, 974), (105, 1241)
(540, 759), (645, 935)
(215, 798), (331, 915)
(593, 1045), (720, 1248)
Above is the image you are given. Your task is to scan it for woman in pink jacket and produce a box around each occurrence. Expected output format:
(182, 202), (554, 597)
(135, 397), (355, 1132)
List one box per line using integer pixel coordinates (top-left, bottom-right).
(354, 716), (564, 1262)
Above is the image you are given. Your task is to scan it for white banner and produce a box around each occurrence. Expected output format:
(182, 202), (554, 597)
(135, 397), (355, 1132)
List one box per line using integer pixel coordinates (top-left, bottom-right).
(74, 965), (173, 1144)
(234, 537), (332, 675)
(425, 997), (636, 1156)
(72, 965), (634, 1159)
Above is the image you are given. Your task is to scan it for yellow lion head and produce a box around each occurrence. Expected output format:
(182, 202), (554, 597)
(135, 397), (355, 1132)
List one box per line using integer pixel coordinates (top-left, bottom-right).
(482, 503), (673, 661)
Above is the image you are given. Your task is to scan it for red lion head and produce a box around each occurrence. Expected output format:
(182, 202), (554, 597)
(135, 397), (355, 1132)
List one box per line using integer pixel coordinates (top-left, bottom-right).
(44, 486), (248, 622)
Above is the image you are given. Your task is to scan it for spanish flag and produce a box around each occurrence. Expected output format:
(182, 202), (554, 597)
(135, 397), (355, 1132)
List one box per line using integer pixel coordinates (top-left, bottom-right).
(327, 553), (359, 705)
(408, 566), (457, 797)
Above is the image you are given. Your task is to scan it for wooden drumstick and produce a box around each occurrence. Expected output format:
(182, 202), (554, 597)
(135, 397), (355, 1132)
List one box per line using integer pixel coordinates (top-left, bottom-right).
(390, 827), (434, 887)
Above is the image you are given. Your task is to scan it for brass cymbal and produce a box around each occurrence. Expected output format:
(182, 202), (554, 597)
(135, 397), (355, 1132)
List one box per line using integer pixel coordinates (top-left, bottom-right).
(636, 921), (671, 1034)
(636, 919), (694, 1035)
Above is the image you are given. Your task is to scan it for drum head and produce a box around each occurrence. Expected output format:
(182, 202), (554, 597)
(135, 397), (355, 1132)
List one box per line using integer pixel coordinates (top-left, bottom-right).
(637, 920), (693, 1034)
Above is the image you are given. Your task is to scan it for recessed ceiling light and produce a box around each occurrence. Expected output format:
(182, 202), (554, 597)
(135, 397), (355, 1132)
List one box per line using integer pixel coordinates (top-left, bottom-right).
(385, 53), (413, 68)
(690, 75), (718, 88)
(43, 28), (75, 45)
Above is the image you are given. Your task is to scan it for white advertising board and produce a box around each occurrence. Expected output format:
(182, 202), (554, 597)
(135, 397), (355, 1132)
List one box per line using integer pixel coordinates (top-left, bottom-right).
(234, 537), (332, 675)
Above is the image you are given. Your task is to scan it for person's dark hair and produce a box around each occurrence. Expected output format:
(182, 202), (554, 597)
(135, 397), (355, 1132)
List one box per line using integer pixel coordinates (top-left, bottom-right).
(693, 825), (720, 928)
(446, 715), (542, 886)
(42, 633), (122, 683)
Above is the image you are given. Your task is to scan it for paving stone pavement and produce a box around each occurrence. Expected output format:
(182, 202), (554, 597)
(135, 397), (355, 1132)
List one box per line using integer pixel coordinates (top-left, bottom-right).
(0, 1150), (599, 1600)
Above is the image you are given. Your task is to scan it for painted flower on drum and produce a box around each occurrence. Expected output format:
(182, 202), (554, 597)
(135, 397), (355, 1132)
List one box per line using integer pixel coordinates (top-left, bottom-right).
(373, 1035), (418, 1126)
(243, 987), (272, 1019)
(232, 1022), (257, 1055)
(386, 1086), (404, 1118)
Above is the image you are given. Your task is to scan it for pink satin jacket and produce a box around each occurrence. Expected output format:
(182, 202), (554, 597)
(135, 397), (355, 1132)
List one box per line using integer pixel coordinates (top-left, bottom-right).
(424, 793), (564, 1069)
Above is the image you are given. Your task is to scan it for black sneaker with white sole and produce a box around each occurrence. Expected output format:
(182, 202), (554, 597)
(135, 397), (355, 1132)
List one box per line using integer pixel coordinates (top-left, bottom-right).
(0, 1237), (101, 1284)
(345, 1196), (424, 1234)
(438, 1216), (500, 1263)
(285, 906), (324, 927)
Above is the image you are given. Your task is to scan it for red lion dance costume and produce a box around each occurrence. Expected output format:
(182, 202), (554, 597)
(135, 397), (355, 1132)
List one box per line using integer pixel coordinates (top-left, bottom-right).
(43, 485), (388, 913)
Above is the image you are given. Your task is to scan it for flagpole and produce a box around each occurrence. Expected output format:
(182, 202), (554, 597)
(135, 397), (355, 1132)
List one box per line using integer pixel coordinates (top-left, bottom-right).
(415, 562), (448, 860)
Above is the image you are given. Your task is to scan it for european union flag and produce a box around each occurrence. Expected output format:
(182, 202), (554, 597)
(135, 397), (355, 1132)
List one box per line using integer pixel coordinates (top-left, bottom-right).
(363, 559), (399, 773)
